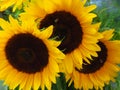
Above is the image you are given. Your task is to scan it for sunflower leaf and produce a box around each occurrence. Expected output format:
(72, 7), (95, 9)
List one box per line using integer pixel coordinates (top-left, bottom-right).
(52, 73), (67, 90)
(0, 81), (7, 90)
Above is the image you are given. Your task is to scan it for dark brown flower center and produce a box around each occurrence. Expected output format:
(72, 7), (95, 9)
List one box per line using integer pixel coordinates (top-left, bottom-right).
(76, 41), (107, 74)
(5, 33), (49, 74)
(40, 11), (83, 54)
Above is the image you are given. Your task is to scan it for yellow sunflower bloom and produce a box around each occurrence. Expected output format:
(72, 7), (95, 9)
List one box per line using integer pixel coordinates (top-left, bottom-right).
(66, 30), (120, 90)
(0, 16), (65, 90)
(0, 0), (30, 12)
(22, 0), (103, 73)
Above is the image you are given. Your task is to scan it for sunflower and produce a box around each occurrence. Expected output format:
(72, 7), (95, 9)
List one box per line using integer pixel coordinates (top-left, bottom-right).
(0, 16), (65, 90)
(22, 0), (103, 73)
(66, 30), (120, 90)
(0, 0), (30, 12)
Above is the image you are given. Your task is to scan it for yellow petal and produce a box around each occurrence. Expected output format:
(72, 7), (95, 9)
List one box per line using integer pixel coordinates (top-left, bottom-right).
(79, 46), (92, 60)
(83, 43), (101, 51)
(49, 58), (59, 73)
(0, 65), (12, 79)
(89, 74), (99, 86)
(85, 5), (97, 13)
(47, 66), (56, 83)
(8, 15), (23, 34)
(49, 46), (65, 60)
(43, 0), (56, 13)
(19, 74), (29, 90)
(42, 69), (51, 90)
(23, 74), (34, 90)
(39, 25), (53, 39)
(4, 69), (18, 87)
(106, 62), (119, 72)
(83, 35), (98, 43)
(61, 0), (72, 10)
(0, 60), (9, 70)
(72, 49), (83, 68)
(49, 40), (61, 47)
(12, 0), (23, 12)
(101, 29), (114, 40)
(0, 18), (11, 31)
(64, 54), (73, 73)
(98, 67), (110, 81)
(0, 31), (11, 39)
(82, 0), (87, 5)
(92, 22), (101, 31)
(83, 27), (97, 35)
(72, 70), (80, 88)
(10, 72), (25, 89)
(81, 74), (93, 89)
(80, 13), (97, 24)
(33, 72), (41, 90)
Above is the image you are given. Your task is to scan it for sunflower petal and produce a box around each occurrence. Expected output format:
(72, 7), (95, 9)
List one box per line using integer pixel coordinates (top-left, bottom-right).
(39, 25), (53, 38)
(101, 29), (114, 40)
(64, 54), (73, 73)
(23, 74), (34, 90)
(33, 72), (41, 90)
(85, 5), (97, 13)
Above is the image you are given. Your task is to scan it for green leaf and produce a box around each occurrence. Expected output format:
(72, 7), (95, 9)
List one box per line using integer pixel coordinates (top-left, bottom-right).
(52, 73), (67, 90)
(0, 81), (8, 90)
